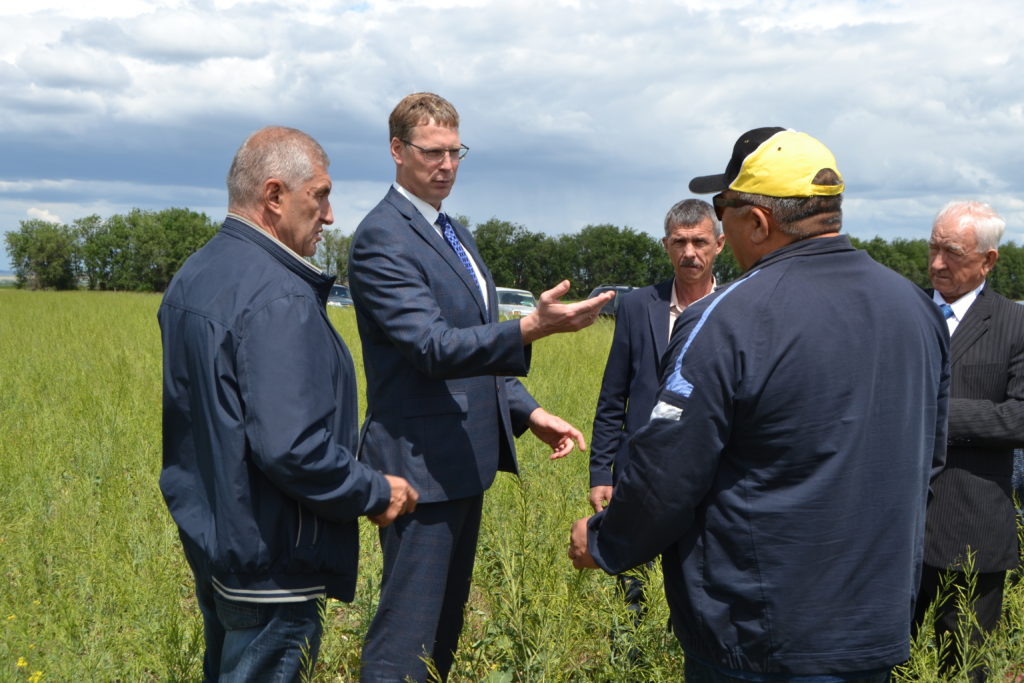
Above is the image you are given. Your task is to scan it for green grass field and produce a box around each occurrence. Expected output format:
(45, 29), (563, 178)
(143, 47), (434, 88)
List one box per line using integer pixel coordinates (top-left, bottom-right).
(1, 289), (1021, 681)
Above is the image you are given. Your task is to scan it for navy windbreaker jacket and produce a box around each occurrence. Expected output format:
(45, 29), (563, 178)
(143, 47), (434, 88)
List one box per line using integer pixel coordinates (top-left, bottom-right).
(158, 217), (391, 602)
(589, 235), (950, 674)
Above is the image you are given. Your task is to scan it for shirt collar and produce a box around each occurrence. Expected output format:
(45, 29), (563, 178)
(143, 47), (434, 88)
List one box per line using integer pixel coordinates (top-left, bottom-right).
(227, 212), (322, 274)
(670, 276), (717, 312)
(393, 182), (442, 226)
(932, 280), (985, 321)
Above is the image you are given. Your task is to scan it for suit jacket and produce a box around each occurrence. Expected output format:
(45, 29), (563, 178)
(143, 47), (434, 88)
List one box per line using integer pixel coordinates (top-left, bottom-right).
(924, 285), (1024, 572)
(348, 187), (539, 504)
(590, 279), (674, 487)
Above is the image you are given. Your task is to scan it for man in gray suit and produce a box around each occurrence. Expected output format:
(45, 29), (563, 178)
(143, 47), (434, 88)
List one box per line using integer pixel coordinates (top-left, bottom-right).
(349, 92), (613, 682)
(915, 200), (1024, 679)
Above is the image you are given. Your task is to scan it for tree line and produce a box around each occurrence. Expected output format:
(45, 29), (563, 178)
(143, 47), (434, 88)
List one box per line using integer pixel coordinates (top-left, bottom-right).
(6, 210), (1024, 299)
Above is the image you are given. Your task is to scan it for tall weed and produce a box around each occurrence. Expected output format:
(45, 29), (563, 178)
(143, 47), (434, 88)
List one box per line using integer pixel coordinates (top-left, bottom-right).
(1, 291), (1021, 680)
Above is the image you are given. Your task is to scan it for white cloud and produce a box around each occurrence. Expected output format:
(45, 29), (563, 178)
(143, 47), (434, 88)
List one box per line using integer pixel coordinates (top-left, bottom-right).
(27, 207), (62, 223)
(1, 0), (1024, 274)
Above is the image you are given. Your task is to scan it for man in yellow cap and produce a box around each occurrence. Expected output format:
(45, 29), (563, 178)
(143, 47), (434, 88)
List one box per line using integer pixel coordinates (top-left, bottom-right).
(569, 127), (951, 681)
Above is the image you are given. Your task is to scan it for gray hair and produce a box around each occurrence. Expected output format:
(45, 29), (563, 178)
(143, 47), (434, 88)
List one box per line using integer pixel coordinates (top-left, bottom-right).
(933, 200), (1005, 252)
(664, 198), (721, 237)
(227, 126), (329, 209)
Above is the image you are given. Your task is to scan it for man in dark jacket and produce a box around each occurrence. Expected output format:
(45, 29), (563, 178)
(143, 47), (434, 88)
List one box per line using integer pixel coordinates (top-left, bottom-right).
(350, 92), (611, 683)
(915, 200), (1024, 680)
(588, 198), (722, 631)
(159, 126), (417, 681)
(569, 127), (950, 681)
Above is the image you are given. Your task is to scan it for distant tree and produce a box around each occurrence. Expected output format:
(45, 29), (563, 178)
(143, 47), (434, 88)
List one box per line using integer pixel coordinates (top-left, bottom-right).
(74, 214), (117, 290)
(990, 241), (1024, 300)
(4, 219), (79, 289)
(851, 236), (930, 289)
(562, 224), (668, 297)
(712, 243), (742, 285)
(94, 208), (217, 291)
(313, 230), (352, 281)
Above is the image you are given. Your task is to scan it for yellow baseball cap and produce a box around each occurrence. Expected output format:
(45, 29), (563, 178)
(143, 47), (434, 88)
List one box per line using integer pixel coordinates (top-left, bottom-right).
(689, 127), (844, 197)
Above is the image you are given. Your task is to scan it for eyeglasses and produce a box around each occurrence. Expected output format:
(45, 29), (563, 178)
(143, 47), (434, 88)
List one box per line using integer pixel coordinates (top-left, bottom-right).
(712, 193), (771, 221)
(401, 140), (469, 163)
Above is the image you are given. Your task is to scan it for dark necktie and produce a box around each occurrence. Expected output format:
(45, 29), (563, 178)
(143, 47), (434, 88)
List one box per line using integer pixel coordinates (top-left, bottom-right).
(939, 303), (954, 320)
(436, 213), (480, 292)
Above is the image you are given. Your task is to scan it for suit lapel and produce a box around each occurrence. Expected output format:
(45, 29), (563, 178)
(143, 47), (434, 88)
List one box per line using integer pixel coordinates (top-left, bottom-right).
(950, 287), (993, 365)
(386, 189), (488, 319)
(647, 279), (673, 359)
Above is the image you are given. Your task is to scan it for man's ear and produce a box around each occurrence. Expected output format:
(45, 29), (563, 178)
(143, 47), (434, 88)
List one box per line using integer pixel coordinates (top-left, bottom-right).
(263, 178), (285, 215)
(390, 137), (404, 165)
(748, 207), (772, 245)
(981, 248), (999, 276)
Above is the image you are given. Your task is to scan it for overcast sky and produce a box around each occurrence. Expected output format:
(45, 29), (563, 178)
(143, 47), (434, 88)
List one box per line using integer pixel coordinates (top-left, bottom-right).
(2, 0), (1022, 273)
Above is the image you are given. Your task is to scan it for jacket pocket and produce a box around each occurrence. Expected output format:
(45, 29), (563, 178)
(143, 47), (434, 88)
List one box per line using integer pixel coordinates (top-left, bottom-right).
(402, 391), (469, 418)
(294, 501), (319, 547)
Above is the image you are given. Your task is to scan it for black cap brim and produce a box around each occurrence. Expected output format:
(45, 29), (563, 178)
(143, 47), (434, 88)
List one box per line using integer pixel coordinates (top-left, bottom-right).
(688, 127), (787, 196)
(688, 173), (728, 194)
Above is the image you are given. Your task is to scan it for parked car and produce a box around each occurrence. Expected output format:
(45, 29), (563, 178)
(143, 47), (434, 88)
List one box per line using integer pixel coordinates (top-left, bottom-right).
(587, 284), (635, 316)
(496, 287), (537, 319)
(327, 284), (353, 308)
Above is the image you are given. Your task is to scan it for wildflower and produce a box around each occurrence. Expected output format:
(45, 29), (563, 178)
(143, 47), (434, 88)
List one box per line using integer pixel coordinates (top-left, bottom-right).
(28, 672), (43, 683)
(16, 657), (27, 667)
(6, 615), (14, 621)
(32, 600), (40, 606)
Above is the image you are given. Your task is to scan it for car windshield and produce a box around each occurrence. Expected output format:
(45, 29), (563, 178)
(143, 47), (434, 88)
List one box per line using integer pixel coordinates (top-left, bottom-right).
(498, 291), (536, 306)
(331, 285), (350, 297)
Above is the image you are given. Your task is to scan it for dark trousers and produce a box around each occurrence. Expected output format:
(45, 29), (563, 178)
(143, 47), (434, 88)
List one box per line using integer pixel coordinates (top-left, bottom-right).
(360, 495), (484, 682)
(180, 534), (323, 683)
(684, 652), (890, 682)
(914, 564), (1006, 681)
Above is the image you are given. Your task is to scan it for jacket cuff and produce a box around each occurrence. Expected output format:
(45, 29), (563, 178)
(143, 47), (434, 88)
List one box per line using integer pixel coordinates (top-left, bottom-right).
(589, 468), (613, 488)
(365, 471), (395, 516)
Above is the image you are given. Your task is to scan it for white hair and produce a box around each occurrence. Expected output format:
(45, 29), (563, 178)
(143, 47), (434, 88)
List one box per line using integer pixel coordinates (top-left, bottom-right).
(933, 200), (1005, 252)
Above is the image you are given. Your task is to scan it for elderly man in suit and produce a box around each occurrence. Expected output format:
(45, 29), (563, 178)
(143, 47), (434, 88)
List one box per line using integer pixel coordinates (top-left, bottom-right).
(349, 92), (613, 683)
(589, 198), (722, 629)
(914, 200), (1024, 679)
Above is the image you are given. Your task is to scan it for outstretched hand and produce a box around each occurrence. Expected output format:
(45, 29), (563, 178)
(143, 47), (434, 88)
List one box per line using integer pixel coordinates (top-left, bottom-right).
(519, 280), (614, 345)
(527, 407), (586, 459)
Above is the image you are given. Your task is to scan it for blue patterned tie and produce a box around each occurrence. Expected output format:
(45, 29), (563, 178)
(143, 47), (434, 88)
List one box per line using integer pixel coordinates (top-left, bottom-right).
(437, 213), (480, 292)
(939, 303), (954, 320)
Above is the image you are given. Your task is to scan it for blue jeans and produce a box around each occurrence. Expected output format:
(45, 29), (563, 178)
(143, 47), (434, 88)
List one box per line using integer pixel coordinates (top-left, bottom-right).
(684, 652), (890, 683)
(181, 535), (324, 682)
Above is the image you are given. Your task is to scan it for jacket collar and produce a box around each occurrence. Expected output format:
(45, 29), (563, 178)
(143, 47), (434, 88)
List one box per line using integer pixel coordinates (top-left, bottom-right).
(220, 216), (336, 304)
(383, 186), (490, 319)
(947, 285), (994, 364)
(749, 234), (855, 272)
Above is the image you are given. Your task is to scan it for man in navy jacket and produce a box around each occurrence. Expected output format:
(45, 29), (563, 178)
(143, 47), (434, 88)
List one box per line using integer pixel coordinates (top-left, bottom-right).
(350, 93), (612, 682)
(159, 126), (417, 681)
(589, 198), (722, 627)
(570, 127), (950, 680)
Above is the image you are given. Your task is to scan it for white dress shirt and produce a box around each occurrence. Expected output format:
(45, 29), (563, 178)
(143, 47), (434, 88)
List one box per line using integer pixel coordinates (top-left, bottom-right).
(932, 281), (985, 337)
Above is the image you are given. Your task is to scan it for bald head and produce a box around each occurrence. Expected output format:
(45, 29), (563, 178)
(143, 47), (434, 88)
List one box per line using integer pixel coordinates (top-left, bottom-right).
(227, 126), (329, 212)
